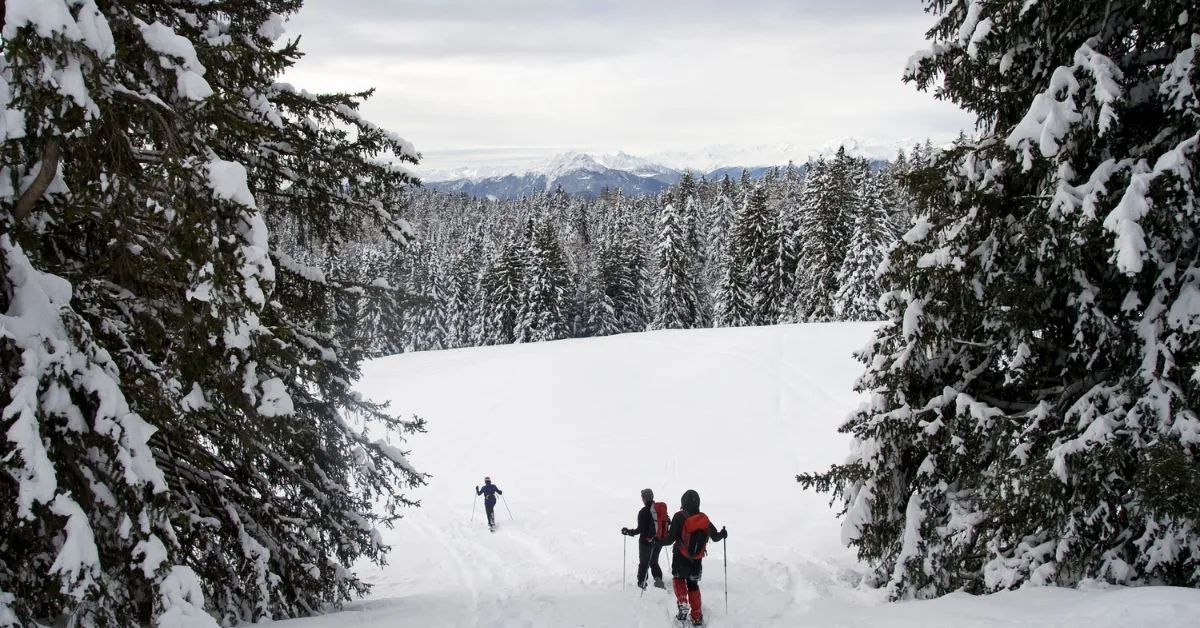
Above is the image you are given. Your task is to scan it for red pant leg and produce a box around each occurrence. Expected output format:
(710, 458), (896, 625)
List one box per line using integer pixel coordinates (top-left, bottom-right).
(672, 578), (688, 604)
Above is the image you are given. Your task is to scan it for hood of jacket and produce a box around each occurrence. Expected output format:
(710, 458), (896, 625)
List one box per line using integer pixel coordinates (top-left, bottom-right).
(681, 489), (700, 514)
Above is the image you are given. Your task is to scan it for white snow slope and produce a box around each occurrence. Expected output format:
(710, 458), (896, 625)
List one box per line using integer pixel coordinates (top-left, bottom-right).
(279, 323), (1200, 628)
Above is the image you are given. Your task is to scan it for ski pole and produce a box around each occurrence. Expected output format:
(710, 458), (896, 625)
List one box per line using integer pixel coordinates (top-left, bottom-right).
(502, 494), (514, 520)
(638, 541), (645, 596)
(622, 535), (627, 591)
(723, 537), (728, 613)
(471, 493), (477, 522)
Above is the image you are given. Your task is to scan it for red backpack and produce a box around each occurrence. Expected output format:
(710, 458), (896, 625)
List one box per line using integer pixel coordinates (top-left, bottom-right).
(651, 502), (670, 541)
(678, 511), (710, 559)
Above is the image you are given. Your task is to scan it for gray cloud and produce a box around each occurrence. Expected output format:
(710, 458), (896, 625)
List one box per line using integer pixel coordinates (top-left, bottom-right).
(281, 0), (972, 172)
(293, 19), (642, 62)
(296, 0), (914, 25)
(289, 0), (921, 62)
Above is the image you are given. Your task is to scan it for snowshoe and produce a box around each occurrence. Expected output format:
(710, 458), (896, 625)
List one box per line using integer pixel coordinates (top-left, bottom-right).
(653, 578), (666, 590)
(690, 618), (703, 627)
(675, 605), (689, 622)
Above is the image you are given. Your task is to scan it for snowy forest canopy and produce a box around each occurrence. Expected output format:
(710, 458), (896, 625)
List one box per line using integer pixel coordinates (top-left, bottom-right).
(324, 143), (942, 356)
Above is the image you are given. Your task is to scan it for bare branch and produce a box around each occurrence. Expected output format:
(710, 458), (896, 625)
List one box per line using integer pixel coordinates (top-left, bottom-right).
(11, 139), (62, 223)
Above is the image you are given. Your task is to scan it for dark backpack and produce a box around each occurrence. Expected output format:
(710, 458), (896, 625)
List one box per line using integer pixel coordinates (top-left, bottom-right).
(678, 511), (710, 559)
(651, 502), (670, 541)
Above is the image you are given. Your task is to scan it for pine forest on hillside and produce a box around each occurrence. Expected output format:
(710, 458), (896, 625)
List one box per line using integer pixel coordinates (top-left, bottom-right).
(333, 144), (938, 355)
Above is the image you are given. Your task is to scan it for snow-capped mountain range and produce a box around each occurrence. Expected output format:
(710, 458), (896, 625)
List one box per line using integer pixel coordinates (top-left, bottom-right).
(422, 152), (715, 199)
(419, 140), (906, 199)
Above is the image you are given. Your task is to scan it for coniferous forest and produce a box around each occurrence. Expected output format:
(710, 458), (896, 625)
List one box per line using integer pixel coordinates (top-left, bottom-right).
(342, 145), (938, 355)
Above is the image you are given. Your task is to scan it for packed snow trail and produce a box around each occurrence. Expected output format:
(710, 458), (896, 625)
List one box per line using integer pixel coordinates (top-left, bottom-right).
(277, 323), (1200, 628)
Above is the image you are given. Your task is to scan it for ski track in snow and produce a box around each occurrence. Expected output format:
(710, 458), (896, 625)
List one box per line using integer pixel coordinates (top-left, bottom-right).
(277, 323), (1200, 628)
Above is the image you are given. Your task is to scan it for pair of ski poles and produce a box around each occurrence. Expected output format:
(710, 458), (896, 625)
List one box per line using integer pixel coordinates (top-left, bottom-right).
(623, 535), (728, 613)
(470, 492), (513, 522)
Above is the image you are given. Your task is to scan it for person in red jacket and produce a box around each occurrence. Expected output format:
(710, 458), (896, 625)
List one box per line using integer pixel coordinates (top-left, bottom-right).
(620, 488), (666, 590)
(666, 489), (727, 626)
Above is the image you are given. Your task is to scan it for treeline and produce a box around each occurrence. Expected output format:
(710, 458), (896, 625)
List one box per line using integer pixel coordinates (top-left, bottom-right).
(354, 144), (938, 354)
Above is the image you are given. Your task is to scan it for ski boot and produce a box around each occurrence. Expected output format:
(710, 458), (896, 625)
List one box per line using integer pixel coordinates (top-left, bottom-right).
(676, 604), (689, 621)
(653, 578), (666, 590)
(691, 617), (703, 626)
(637, 580), (647, 591)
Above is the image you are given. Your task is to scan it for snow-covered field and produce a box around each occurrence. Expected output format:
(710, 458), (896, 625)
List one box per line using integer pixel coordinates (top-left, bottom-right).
(278, 323), (1200, 627)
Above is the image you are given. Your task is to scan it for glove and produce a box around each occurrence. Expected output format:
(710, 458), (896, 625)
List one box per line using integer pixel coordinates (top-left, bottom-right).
(621, 527), (630, 535)
(721, 526), (728, 539)
(475, 486), (479, 492)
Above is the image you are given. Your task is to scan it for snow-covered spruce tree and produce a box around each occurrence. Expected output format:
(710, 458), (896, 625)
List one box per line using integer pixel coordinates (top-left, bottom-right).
(445, 237), (486, 348)
(626, 241), (654, 333)
(675, 172), (710, 326)
(653, 200), (702, 330)
(1, 1), (427, 625)
(189, 12), (429, 614)
(770, 162), (804, 324)
(481, 230), (527, 344)
(720, 185), (777, 326)
(359, 247), (415, 357)
(791, 149), (860, 322)
(834, 170), (898, 321)
(675, 173), (701, 251)
(588, 251), (622, 337)
(619, 212), (654, 334)
(887, 147), (918, 234)
(561, 196), (597, 338)
(415, 260), (451, 351)
(591, 214), (652, 336)
(517, 220), (572, 342)
(799, 0), (1200, 599)
(401, 239), (453, 352)
(704, 174), (739, 321)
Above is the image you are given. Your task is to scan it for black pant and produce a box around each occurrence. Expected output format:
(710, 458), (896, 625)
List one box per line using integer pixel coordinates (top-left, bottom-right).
(485, 501), (495, 525)
(671, 550), (702, 585)
(637, 540), (663, 585)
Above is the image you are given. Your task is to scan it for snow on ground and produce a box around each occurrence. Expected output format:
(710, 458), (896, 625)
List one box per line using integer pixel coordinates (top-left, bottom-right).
(278, 323), (1200, 627)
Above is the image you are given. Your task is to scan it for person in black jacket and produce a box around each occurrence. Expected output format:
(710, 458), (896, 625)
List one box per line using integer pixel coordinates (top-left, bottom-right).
(475, 477), (502, 529)
(666, 489), (727, 626)
(620, 488), (666, 590)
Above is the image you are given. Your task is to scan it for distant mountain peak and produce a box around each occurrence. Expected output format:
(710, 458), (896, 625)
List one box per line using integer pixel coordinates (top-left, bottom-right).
(645, 139), (909, 172)
(538, 152), (608, 182)
(419, 139), (908, 199)
(418, 139), (913, 184)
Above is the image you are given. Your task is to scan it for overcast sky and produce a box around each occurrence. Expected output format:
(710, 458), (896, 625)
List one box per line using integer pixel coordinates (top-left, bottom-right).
(281, 0), (974, 173)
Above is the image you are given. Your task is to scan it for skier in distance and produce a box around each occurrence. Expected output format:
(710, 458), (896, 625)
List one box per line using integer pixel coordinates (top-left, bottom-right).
(476, 476), (503, 530)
